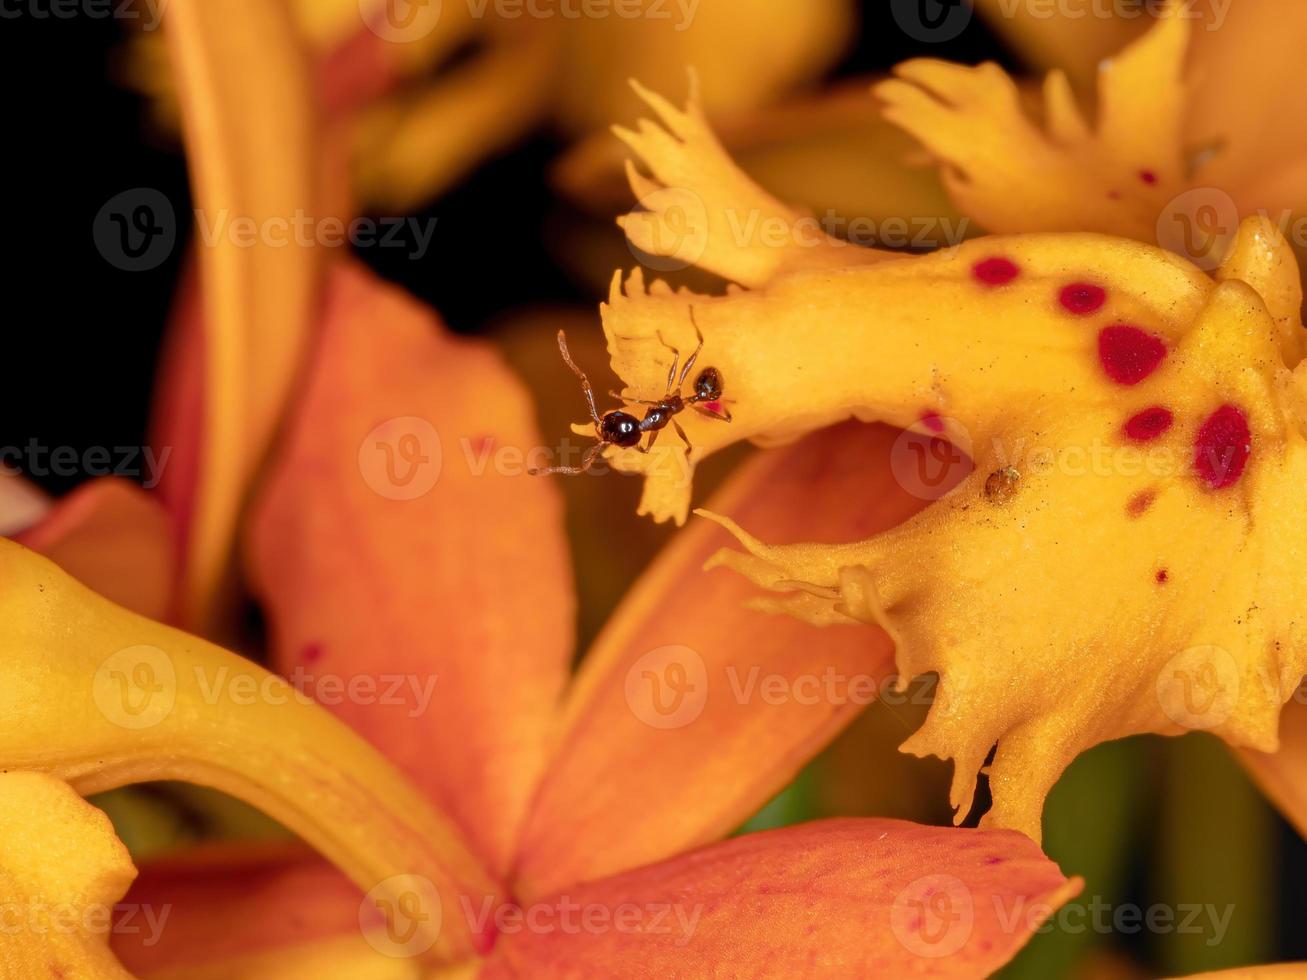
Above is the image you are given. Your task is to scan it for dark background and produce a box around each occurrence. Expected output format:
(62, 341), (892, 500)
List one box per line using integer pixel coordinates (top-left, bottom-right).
(2, 0), (1303, 970)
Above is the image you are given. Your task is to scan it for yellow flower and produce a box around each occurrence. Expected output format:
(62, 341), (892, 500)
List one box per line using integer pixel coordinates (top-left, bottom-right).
(589, 82), (1307, 849)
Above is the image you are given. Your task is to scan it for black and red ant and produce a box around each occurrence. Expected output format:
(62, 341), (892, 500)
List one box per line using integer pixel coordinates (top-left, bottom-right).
(530, 312), (731, 476)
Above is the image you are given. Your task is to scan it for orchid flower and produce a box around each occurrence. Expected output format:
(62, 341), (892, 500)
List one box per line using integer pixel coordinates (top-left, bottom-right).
(588, 81), (1307, 857)
(0, 249), (1089, 977)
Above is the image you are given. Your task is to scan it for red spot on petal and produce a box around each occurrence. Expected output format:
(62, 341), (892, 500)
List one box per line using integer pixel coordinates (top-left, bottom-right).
(704, 400), (723, 415)
(1123, 406), (1174, 442)
(1108, 190), (1123, 201)
(973, 257), (1019, 286)
(1098, 326), (1167, 385)
(1156, 569), (1169, 584)
(1139, 170), (1158, 185)
(301, 643), (324, 664)
(470, 434), (496, 455)
(921, 411), (945, 433)
(1127, 489), (1157, 517)
(1194, 404), (1251, 489)
(1060, 283), (1106, 315)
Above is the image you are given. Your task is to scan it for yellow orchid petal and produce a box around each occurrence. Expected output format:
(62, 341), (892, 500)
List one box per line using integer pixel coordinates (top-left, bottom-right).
(556, 80), (960, 243)
(598, 213), (1307, 843)
(555, 0), (854, 134)
(875, 7), (1188, 239)
(15, 478), (173, 622)
(970, 0), (1151, 92)
(0, 540), (500, 961)
(615, 78), (891, 288)
(164, 0), (321, 630)
(0, 772), (138, 979)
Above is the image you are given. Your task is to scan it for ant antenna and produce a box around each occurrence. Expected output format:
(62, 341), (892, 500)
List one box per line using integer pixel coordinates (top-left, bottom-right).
(556, 330), (601, 427)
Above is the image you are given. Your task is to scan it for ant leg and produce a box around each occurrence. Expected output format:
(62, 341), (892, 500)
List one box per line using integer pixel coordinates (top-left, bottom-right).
(608, 389), (662, 406)
(678, 308), (706, 387)
(529, 442), (604, 476)
(656, 331), (680, 396)
(644, 427), (661, 453)
(556, 330), (602, 426)
(672, 420), (694, 455)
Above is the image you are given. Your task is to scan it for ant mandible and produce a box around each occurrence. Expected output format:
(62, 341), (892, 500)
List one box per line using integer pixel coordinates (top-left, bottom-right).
(530, 310), (732, 476)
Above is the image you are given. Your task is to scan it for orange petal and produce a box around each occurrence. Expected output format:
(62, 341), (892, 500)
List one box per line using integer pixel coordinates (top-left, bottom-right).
(164, 0), (322, 630)
(1236, 697), (1307, 840)
(0, 538), (499, 962)
(1185, 1), (1307, 197)
(0, 469), (49, 535)
(512, 422), (933, 898)
(0, 772), (140, 979)
(487, 819), (1080, 979)
(15, 477), (173, 622)
(246, 261), (573, 879)
(114, 843), (430, 978)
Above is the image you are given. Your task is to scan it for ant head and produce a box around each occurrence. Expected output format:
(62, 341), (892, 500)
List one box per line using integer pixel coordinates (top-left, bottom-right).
(600, 411), (642, 448)
(693, 367), (723, 402)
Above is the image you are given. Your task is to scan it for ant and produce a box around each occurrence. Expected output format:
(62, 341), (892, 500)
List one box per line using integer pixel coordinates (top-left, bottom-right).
(530, 311), (731, 476)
